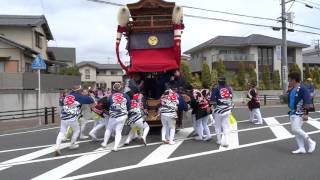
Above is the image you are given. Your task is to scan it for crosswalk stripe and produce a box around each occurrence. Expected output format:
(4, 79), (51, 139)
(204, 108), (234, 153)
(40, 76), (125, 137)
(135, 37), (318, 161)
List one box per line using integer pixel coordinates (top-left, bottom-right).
(138, 127), (193, 166)
(60, 129), (320, 180)
(264, 117), (293, 139)
(0, 143), (69, 171)
(31, 138), (125, 180)
(307, 117), (320, 129)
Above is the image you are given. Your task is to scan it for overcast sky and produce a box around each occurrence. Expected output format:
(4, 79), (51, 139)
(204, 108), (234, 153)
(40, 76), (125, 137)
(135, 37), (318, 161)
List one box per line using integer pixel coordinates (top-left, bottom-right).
(1, 0), (320, 64)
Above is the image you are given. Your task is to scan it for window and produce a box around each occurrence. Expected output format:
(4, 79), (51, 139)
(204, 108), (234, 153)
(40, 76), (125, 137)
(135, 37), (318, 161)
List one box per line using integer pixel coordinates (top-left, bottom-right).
(110, 71), (117, 75)
(258, 47), (274, 66)
(25, 63), (31, 72)
(0, 61), (4, 72)
(85, 69), (90, 79)
(35, 32), (43, 49)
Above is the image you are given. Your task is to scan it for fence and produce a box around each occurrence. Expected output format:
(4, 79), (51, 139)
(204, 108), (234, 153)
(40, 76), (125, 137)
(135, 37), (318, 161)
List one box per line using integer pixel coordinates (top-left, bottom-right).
(0, 107), (58, 125)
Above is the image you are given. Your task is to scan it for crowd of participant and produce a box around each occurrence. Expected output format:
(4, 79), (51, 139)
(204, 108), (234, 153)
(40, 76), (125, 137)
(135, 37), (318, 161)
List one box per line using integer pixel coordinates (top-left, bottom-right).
(55, 71), (316, 156)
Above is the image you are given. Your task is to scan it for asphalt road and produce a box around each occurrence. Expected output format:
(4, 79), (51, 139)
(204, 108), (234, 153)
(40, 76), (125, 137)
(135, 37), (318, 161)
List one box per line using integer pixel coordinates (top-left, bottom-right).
(0, 105), (320, 180)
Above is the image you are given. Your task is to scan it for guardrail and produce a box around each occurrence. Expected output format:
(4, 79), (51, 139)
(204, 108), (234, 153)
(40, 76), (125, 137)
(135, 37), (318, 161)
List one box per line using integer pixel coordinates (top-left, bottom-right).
(259, 95), (280, 105)
(0, 107), (58, 124)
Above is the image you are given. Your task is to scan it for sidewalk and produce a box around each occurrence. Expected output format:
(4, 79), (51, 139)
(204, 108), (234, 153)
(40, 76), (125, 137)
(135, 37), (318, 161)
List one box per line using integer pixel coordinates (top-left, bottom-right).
(0, 115), (60, 133)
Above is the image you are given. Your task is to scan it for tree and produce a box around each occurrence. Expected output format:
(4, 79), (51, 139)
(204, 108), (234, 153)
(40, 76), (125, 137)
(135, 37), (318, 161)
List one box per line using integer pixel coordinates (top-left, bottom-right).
(262, 65), (271, 90)
(304, 64), (311, 80)
(312, 67), (320, 85)
(211, 68), (218, 87)
(191, 74), (202, 89)
(201, 62), (211, 88)
(247, 64), (257, 85)
(60, 67), (81, 76)
(289, 64), (302, 75)
(180, 62), (192, 83)
(215, 59), (226, 77)
(236, 62), (246, 90)
(273, 70), (281, 90)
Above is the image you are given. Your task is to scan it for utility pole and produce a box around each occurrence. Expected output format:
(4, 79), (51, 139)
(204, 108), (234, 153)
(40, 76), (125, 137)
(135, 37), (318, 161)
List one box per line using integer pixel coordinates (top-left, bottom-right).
(281, 0), (288, 94)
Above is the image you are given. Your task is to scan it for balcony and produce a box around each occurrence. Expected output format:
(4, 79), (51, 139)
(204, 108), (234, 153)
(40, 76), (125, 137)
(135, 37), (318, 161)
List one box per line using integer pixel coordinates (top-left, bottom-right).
(214, 53), (255, 62)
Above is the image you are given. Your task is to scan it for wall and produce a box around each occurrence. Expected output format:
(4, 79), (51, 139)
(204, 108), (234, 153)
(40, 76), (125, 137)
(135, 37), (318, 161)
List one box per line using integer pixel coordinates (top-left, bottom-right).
(0, 26), (33, 48)
(32, 26), (48, 60)
(0, 73), (81, 90)
(0, 90), (59, 112)
(295, 48), (304, 77)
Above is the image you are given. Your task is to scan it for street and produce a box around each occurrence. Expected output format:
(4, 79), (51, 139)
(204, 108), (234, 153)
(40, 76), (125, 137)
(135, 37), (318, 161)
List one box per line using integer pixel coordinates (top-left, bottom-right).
(0, 105), (319, 180)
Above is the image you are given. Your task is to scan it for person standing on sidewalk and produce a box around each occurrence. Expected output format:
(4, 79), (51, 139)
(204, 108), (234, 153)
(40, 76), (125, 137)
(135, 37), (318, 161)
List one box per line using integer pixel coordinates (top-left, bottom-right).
(55, 85), (95, 156)
(288, 72), (316, 154)
(247, 82), (263, 125)
(210, 77), (234, 147)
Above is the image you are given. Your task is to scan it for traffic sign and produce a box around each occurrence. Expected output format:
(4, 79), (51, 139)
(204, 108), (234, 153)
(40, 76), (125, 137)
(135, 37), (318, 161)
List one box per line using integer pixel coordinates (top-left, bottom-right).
(32, 55), (47, 70)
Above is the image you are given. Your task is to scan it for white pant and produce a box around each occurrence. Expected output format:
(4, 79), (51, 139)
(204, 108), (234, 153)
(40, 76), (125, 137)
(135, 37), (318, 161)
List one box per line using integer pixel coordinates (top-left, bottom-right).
(249, 108), (263, 124)
(192, 114), (197, 132)
(290, 115), (310, 149)
(79, 117), (89, 137)
(125, 118), (150, 144)
(196, 115), (211, 139)
(161, 114), (176, 143)
(56, 119), (80, 148)
(103, 116), (127, 149)
(89, 117), (109, 137)
(214, 112), (231, 145)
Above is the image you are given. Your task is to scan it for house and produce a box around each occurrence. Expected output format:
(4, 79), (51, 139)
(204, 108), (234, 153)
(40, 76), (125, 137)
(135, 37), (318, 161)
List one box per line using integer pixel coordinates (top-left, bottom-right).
(0, 15), (70, 73)
(77, 61), (124, 90)
(303, 48), (320, 69)
(47, 47), (76, 73)
(184, 34), (309, 83)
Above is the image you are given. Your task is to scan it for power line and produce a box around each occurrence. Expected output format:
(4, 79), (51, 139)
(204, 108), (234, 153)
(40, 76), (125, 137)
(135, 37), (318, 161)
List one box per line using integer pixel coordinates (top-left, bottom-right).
(182, 5), (278, 22)
(87, 0), (123, 7)
(299, 0), (320, 7)
(186, 14), (320, 36)
(86, 0), (320, 35)
(184, 14), (276, 29)
(295, 0), (320, 10)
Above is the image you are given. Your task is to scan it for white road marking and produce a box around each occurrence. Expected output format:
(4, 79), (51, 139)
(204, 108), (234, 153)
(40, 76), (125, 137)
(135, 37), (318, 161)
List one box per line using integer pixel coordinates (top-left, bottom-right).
(138, 127), (193, 166)
(31, 138), (116, 180)
(60, 130), (320, 180)
(2, 118), (319, 169)
(0, 127), (59, 137)
(0, 143), (69, 171)
(264, 117), (293, 139)
(307, 117), (320, 129)
(0, 139), (93, 154)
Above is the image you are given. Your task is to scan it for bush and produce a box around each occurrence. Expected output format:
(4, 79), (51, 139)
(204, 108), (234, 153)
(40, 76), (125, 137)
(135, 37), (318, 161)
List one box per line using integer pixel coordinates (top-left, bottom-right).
(247, 64), (257, 85)
(181, 62), (193, 83)
(60, 67), (81, 76)
(304, 64), (311, 80)
(236, 62), (246, 90)
(273, 70), (281, 90)
(201, 62), (211, 88)
(262, 65), (271, 90)
(215, 59), (226, 77)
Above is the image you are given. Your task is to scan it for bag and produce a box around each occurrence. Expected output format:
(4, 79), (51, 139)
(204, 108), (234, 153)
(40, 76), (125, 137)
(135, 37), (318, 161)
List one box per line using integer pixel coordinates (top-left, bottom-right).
(229, 113), (237, 125)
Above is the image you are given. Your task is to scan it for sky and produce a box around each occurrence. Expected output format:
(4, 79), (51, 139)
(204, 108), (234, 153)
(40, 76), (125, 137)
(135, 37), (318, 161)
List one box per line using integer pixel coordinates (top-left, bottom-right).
(1, 0), (320, 64)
